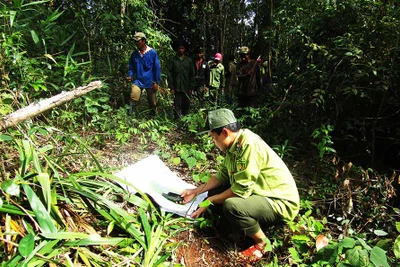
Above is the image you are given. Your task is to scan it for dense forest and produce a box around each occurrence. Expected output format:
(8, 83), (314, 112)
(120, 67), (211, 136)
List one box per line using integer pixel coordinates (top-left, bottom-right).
(1, 0), (399, 266)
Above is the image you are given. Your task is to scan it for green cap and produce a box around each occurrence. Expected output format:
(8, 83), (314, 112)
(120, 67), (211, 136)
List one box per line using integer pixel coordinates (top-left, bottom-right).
(198, 108), (237, 134)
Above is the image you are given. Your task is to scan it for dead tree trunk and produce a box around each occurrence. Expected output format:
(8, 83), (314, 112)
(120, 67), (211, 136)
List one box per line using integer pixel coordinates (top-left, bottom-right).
(0, 81), (103, 131)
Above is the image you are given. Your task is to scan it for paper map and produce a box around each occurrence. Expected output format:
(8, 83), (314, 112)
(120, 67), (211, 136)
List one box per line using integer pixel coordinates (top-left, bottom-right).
(115, 155), (208, 218)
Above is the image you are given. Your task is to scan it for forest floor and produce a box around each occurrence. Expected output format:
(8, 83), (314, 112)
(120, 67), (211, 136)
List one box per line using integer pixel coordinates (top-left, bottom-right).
(97, 129), (309, 267)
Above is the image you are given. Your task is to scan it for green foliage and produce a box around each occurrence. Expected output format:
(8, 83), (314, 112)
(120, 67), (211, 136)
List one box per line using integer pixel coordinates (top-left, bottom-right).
(394, 221), (400, 260)
(0, 129), (189, 266)
(313, 237), (390, 267)
(180, 109), (207, 134)
(172, 142), (211, 182)
(272, 139), (296, 159)
(283, 209), (392, 267)
(311, 124), (336, 160)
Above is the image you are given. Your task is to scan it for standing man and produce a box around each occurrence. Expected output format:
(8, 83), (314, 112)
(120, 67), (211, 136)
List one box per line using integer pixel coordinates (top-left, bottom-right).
(181, 108), (300, 262)
(193, 48), (210, 107)
(126, 32), (161, 117)
(208, 53), (225, 106)
(224, 54), (238, 104)
(237, 46), (261, 108)
(168, 40), (195, 119)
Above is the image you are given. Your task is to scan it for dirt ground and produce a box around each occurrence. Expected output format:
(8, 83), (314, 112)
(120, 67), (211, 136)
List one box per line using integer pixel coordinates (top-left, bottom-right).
(99, 134), (284, 267)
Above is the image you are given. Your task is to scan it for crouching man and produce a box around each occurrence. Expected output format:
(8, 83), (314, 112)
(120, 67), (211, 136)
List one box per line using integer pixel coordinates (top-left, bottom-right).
(181, 108), (300, 262)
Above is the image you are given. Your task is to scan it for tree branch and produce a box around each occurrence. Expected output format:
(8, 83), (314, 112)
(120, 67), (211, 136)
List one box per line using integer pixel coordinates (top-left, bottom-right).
(0, 81), (103, 131)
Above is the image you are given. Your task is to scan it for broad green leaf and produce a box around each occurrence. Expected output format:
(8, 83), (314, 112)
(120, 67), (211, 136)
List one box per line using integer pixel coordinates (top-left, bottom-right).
(292, 234), (310, 242)
(21, 140), (34, 174)
(185, 157), (196, 169)
(32, 149), (43, 174)
(199, 199), (212, 208)
(339, 237), (355, 248)
(263, 237), (273, 252)
(394, 236), (400, 259)
(36, 172), (51, 211)
(356, 237), (372, 251)
(373, 230), (388, 236)
(314, 244), (338, 265)
(18, 233), (35, 257)
(139, 208), (150, 250)
(288, 247), (300, 261)
(396, 222), (400, 233)
(0, 134), (13, 141)
(2, 180), (20, 197)
(375, 239), (391, 251)
(19, 235), (51, 264)
(30, 30), (39, 44)
(346, 247), (369, 267)
(22, 184), (57, 233)
(370, 246), (390, 267)
(172, 157), (181, 165)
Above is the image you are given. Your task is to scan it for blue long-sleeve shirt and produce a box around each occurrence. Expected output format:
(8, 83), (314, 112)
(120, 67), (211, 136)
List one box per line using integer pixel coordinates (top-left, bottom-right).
(128, 46), (161, 88)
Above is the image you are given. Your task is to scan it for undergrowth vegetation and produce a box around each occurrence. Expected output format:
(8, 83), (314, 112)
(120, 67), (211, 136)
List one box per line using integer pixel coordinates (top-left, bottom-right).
(1, 0), (399, 266)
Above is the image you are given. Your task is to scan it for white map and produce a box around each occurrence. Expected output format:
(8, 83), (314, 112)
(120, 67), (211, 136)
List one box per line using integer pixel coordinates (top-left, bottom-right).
(115, 155), (208, 218)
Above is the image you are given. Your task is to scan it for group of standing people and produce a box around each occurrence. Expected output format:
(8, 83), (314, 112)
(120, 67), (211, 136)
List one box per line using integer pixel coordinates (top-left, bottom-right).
(126, 32), (299, 263)
(126, 32), (263, 118)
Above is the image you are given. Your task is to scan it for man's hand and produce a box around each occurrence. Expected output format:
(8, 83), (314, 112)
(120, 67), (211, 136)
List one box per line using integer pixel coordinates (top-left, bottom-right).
(152, 83), (159, 91)
(190, 207), (207, 219)
(126, 76), (132, 82)
(181, 188), (197, 204)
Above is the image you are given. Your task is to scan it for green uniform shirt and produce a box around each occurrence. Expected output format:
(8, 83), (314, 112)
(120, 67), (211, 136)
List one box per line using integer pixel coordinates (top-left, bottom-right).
(209, 62), (225, 89)
(215, 129), (300, 221)
(168, 56), (195, 93)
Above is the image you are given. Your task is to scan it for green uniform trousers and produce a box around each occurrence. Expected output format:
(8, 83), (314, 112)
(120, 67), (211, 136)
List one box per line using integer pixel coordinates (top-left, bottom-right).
(208, 186), (282, 236)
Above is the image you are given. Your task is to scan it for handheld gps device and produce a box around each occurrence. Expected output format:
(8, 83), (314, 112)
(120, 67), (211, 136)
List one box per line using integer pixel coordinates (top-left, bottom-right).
(162, 192), (184, 203)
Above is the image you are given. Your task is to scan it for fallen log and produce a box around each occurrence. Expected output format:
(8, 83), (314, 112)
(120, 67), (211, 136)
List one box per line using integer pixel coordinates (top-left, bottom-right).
(0, 81), (103, 131)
